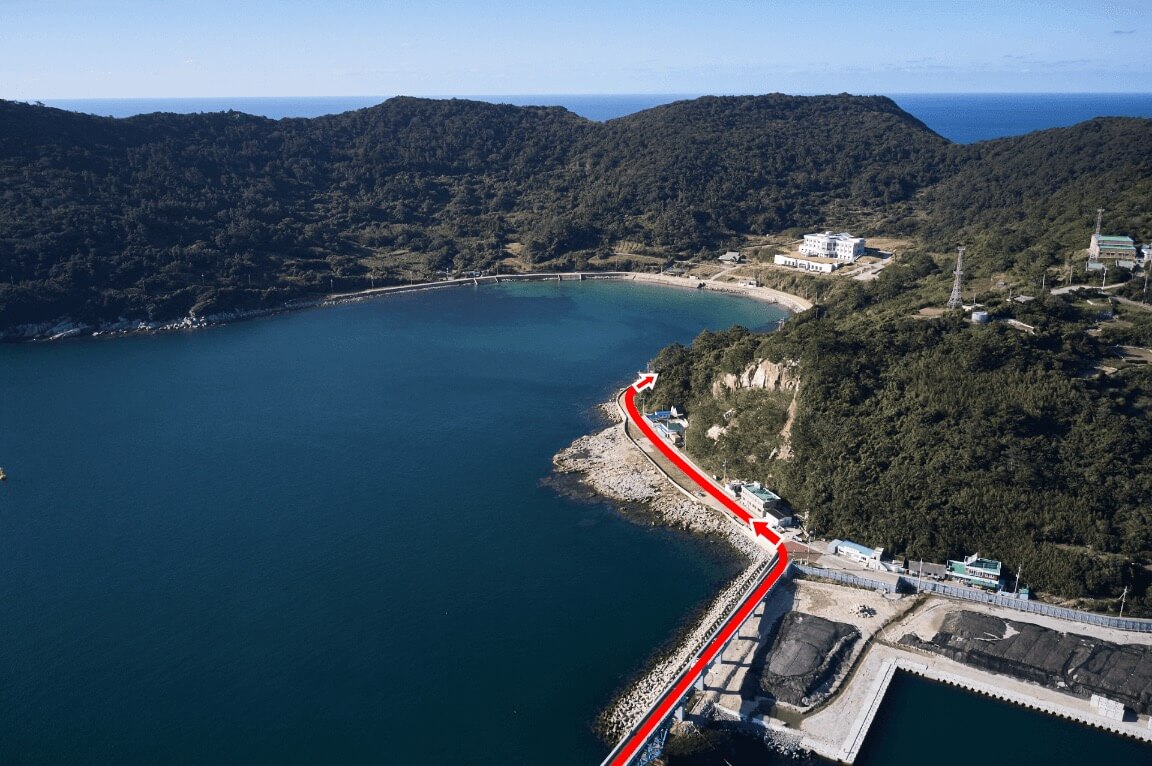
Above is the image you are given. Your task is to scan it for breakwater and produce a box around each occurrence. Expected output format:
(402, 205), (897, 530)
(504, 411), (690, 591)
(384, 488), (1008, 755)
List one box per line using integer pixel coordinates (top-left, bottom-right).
(831, 654), (1152, 764)
(329, 271), (813, 313)
(8, 269), (811, 342)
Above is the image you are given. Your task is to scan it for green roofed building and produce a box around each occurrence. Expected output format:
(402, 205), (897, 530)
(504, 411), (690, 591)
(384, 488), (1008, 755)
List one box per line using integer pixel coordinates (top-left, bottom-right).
(946, 553), (1004, 590)
(1090, 233), (1137, 260)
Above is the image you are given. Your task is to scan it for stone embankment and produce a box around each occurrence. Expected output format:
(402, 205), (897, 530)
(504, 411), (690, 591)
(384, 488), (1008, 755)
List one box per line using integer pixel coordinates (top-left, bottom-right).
(552, 406), (769, 738)
(596, 559), (770, 739)
(552, 407), (764, 559)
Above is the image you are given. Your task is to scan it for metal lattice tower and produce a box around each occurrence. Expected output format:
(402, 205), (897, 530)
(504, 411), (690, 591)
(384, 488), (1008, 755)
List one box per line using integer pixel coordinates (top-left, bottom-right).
(947, 246), (965, 309)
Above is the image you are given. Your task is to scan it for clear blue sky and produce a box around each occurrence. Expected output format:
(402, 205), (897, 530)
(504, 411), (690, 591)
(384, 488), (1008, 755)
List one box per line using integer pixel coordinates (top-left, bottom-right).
(2, 0), (1149, 99)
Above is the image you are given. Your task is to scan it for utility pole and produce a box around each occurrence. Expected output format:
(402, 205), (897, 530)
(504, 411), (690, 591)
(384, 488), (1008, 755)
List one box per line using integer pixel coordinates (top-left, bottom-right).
(1119, 585), (1129, 619)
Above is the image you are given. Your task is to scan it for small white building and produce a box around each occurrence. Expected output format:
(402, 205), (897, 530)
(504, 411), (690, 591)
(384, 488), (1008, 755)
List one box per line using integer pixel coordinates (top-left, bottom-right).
(774, 253), (838, 273)
(800, 231), (866, 262)
(827, 539), (887, 570)
(727, 480), (792, 527)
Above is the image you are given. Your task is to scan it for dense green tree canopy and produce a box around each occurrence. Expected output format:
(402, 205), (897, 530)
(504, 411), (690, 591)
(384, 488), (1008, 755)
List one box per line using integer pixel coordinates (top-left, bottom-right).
(642, 283), (1152, 615)
(4, 94), (1147, 333)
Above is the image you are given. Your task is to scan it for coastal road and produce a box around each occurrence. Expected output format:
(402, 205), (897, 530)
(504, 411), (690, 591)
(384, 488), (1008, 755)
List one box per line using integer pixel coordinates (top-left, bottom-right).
(604, 375), (790, 766)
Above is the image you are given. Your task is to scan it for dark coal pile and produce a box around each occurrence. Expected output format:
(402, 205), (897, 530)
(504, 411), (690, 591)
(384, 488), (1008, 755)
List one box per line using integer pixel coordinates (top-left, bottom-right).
(900, 610), (1152, 714)
(740, 612), (859, 708)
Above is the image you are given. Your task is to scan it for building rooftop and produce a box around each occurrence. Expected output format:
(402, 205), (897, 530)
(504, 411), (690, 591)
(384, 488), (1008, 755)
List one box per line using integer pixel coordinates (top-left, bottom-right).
(836, 540), (877, 558)
(745, 484), (779, 502)
(948, 554), (1002, 577)
(1096, 235), (1135, 245)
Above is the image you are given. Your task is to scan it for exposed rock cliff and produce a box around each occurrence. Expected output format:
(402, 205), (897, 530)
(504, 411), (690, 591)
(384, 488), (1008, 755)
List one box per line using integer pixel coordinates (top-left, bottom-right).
(711, 359), (800, 397)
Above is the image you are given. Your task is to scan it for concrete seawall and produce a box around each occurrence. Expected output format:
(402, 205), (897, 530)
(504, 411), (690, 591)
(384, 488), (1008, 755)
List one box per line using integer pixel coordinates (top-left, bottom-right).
(802, 644), (1152, 764)
(325, 271), (813, 314)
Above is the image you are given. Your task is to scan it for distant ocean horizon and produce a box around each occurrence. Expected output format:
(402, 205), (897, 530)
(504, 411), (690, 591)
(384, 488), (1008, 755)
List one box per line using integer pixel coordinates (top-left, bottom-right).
(38, 92), (1152, 144)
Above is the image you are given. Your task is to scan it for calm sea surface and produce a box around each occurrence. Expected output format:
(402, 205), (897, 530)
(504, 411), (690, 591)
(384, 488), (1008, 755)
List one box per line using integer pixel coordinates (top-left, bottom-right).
(853, 672), (1152, 765)
(41, 93), (1152, 143)
(0, 281), (783, 763)
(13, 92), (1152, 761)
(666, 672), (1152, 765)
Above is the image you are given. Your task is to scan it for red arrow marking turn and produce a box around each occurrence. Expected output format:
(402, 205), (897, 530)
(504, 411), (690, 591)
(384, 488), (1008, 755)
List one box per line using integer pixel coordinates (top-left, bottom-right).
(606, 375), (791, 766)
(623, 376), (780, 545)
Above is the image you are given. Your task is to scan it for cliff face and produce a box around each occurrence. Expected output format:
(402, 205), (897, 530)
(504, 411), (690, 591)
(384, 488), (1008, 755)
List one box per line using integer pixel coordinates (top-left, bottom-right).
(709, 358), (800, 461)
(712, 358), (800, 397)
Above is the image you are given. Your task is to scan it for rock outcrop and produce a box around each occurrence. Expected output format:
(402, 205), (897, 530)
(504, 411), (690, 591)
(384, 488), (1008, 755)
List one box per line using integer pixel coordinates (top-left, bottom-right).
(712, 358), (799, 397)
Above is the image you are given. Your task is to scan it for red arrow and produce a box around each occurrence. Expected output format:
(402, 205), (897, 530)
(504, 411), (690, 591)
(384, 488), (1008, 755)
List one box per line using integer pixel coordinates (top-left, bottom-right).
(751, 519), (776, 541)
(622, 376), (779, 544)
(606, 375), (790, 766)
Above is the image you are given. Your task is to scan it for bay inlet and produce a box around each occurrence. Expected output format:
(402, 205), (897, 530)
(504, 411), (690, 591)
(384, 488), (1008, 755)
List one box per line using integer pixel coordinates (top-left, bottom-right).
(0, 280), (782, 764)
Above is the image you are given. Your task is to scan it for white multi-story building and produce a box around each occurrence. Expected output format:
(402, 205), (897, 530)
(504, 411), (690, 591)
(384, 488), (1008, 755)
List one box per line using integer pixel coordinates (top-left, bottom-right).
(800, 231), (866, 262)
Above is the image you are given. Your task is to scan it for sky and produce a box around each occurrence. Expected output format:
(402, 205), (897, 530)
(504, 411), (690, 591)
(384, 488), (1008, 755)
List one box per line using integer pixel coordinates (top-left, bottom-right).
(2, 0), (1149, 99)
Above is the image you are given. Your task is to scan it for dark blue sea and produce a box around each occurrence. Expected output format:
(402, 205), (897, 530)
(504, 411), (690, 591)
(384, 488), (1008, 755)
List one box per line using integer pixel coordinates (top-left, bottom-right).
(0, 281), (783, 764)
(41, 93), (1152, 144)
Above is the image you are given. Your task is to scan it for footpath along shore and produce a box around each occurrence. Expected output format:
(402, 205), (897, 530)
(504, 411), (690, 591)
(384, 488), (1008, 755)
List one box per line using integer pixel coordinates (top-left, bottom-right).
(556, 378), (1152, 760)
(552, 401), (772, 739)
(327, 270), (814, 312)
(5, 270), (813, 342)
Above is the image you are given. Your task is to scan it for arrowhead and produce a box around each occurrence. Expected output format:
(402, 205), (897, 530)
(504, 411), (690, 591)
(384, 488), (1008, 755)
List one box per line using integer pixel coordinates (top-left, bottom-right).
(633, 373), (659, 392)
(751, 520), (778, 542)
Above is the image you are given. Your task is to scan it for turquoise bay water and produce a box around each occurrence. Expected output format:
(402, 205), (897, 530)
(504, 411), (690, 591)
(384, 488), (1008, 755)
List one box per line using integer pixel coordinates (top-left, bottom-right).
(0, 281), (783, 764)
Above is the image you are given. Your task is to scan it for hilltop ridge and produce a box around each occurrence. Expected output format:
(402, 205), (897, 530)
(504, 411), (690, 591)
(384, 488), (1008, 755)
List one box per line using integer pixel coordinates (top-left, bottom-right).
(0, 94), (1149, 333)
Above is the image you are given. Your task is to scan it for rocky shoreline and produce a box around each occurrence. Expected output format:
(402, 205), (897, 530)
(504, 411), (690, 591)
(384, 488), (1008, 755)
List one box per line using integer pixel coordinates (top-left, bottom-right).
(551, 401), (770, 740)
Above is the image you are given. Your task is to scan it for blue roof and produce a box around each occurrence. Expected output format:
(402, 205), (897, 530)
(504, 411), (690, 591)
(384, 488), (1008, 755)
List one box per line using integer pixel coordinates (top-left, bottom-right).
(837, 540), (876, 557)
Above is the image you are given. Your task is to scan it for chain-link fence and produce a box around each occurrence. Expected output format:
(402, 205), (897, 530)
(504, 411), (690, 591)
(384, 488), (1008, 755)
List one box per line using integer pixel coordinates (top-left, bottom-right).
(791, 563), (1152, 633)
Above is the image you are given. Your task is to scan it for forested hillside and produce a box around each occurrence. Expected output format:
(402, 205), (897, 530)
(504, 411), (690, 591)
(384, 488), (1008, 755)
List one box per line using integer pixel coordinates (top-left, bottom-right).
(920, 118), (1152, 273)
(3, 93), (1151, 610)
(7, 93), (1147, 334)
(640, 272), (1152, 614)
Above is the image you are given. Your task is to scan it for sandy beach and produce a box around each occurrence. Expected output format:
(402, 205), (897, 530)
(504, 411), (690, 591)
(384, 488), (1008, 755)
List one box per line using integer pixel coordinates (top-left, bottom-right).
(9, 270), (812, 342)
